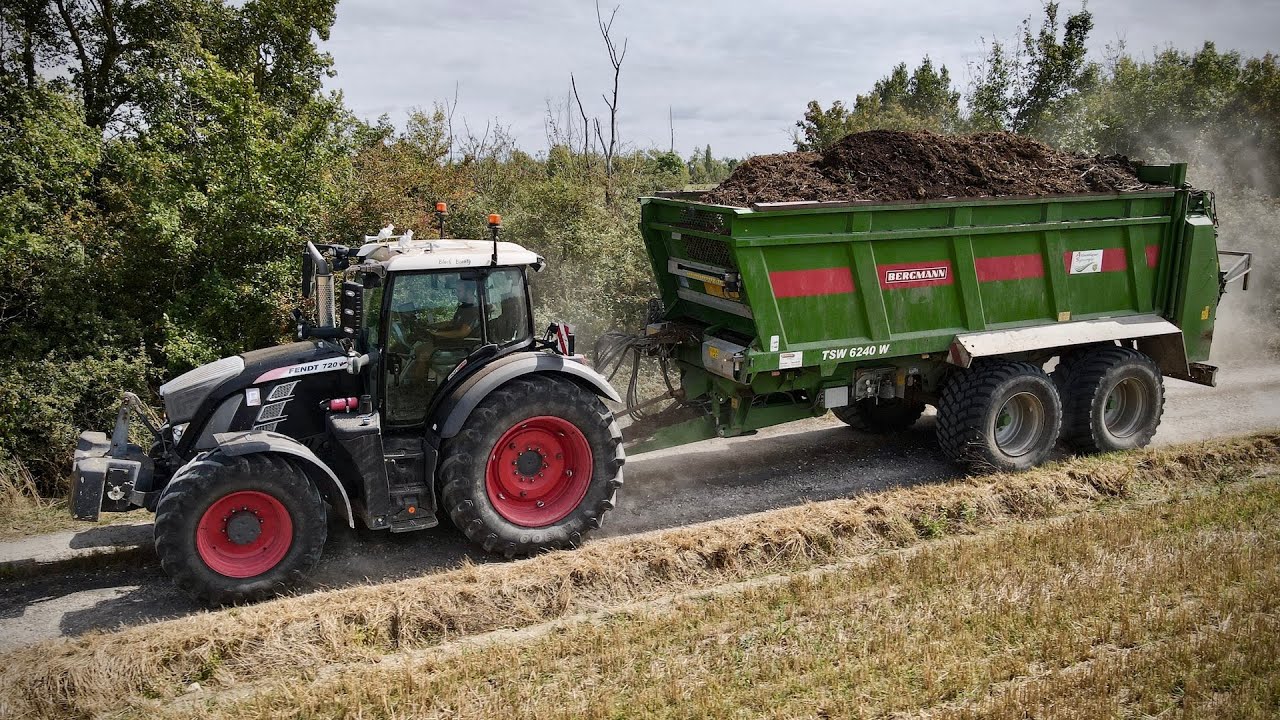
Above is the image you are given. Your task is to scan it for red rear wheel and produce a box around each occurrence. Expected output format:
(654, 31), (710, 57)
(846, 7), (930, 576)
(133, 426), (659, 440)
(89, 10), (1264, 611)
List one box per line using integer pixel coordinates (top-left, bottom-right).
(485, 416), (594, 527)
(195, 490), (294, 578)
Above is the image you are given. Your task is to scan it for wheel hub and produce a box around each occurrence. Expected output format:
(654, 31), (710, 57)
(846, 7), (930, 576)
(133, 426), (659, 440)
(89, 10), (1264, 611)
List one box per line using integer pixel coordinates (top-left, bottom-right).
(1103, 377), (1148, 438)
(195, 490), (293, 579)
(225, 510), (263, 545)
(515, 449), (545, 477)
(994, 391), (1046, 457)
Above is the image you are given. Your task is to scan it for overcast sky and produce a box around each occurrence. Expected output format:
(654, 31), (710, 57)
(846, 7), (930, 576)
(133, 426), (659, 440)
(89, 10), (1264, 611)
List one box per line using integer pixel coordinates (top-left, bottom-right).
(322, 0), (1280, 159)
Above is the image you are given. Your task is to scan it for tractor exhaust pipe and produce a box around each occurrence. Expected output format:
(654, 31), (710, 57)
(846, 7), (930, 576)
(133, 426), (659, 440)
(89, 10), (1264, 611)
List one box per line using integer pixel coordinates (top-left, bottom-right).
(302, 241), (336, 329)
(315, 273), (336, 328)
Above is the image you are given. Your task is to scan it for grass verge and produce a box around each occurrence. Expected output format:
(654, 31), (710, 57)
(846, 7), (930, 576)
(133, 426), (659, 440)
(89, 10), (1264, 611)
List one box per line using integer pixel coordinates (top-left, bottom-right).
(0, 454), (149, 541)
(167, 472), (1280, 719)
(1, 432), (1277, 718)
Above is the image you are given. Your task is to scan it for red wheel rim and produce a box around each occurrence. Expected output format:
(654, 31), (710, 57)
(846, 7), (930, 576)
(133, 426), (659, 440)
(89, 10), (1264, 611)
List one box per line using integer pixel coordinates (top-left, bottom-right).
(485, 416), (594, 527)
(195, 490), (293, 578)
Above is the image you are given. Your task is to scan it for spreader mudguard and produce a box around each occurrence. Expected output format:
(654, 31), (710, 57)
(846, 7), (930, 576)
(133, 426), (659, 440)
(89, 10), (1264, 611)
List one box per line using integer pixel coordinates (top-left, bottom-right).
(434, 352), (622, 438)
(204, 430), (355, 528)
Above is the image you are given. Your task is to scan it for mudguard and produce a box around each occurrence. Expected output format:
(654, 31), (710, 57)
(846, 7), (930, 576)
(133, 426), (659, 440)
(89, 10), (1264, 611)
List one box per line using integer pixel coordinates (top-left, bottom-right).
(433, 352), (621, 438)
(177, 430), (355, 528)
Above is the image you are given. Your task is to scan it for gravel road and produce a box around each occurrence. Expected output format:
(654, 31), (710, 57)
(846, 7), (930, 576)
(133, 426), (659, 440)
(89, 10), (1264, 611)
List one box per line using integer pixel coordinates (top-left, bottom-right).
(3, 362), (1278, 653)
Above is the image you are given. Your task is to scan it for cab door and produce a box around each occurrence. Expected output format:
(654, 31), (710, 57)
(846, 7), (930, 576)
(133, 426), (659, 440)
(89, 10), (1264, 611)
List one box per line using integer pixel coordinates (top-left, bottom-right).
(382, 271), (485, 425)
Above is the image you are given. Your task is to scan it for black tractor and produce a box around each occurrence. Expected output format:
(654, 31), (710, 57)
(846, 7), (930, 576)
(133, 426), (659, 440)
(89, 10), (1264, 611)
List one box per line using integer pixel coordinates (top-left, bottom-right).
(71, 214), (625, 604)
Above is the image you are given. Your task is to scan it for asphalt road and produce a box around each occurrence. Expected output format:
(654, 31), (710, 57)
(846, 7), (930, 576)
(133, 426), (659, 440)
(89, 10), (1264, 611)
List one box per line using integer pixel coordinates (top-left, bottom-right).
(3, 362), (1278, 653)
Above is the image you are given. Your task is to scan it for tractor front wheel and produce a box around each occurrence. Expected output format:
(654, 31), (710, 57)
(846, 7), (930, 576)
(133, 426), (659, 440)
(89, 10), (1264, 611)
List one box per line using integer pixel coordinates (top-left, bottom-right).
(440, 375), (624, 558)
(154, 452), (327, 606)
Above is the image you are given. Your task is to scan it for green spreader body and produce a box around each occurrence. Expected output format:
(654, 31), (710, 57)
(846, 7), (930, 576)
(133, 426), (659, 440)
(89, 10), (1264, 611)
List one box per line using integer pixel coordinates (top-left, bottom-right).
(633, 163), (1232, 452)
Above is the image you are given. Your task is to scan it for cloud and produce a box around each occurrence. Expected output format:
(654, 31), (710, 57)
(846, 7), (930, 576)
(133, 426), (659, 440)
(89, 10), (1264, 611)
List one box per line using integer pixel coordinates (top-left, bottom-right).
(323, 0), (1278, 158)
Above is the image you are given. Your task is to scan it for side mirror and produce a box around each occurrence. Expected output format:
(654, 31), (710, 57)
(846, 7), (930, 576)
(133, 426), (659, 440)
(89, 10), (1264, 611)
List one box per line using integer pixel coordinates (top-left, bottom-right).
(340, 280), (363, 340)
(302, 242), (329, 299)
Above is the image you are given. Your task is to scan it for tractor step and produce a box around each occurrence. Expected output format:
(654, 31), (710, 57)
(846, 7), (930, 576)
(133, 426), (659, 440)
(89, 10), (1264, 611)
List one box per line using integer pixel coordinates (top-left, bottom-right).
(389, 515), (438, 533)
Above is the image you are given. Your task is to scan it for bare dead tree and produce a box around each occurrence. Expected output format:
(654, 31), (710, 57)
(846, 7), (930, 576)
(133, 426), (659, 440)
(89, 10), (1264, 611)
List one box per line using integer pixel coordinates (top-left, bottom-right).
(669, 105), (674, 152)
(569, 72), (592, 162)
(443, 81), (459, 163)
(592, 0), (626, 184)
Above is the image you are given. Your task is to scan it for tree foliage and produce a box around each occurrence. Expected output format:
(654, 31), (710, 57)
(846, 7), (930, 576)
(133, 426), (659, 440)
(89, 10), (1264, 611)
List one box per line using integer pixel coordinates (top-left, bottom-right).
(794, 57), (961, 151)
(0, 0), (349, 489)
(1046, 43), (1280, 193)
(967, 2), (1097, 134)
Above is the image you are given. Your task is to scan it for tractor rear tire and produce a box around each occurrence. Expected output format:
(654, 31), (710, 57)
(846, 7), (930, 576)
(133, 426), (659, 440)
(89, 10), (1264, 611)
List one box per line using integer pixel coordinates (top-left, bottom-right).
(439, 375), (624, 558)
(832, 398), (926, 434)
(154, 452), (327, 606)
(936, 359), (1063, 473)
(1060, 346), (1164, 454)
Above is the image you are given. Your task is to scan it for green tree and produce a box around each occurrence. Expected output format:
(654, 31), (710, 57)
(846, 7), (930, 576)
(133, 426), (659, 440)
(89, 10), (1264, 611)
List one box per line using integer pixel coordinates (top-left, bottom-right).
(967, 2), (1097, 135)
(0, 0), (351, 492)
(793, 57), (961, 151)
(1050, 43), (1280, 194)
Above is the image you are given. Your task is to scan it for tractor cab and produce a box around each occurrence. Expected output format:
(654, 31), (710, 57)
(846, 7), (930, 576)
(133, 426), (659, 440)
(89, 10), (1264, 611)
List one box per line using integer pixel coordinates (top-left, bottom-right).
(345, 233), (542, 425)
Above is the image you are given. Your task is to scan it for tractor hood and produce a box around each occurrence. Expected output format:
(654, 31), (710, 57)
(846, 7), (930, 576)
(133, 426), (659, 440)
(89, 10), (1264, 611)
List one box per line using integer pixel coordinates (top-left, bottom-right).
(160, 341), (346, 425)
(159, 356), (245, 425)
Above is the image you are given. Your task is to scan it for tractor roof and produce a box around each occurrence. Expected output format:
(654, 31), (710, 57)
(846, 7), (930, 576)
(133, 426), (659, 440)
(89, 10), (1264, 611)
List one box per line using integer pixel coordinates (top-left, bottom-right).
(357, 238), (544, 272)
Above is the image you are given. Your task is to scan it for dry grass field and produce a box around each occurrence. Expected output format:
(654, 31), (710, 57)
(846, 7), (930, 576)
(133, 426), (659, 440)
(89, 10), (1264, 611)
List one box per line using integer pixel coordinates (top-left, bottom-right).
(2, 432), (1278, 719)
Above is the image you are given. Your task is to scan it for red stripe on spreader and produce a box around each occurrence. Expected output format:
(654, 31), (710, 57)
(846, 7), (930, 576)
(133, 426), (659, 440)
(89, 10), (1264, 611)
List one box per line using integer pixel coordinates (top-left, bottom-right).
(769, 268), (855, 298)
(971, 246), (1163, 283)
(878, 260), (954, 289)
(975, 254), (1045, 282)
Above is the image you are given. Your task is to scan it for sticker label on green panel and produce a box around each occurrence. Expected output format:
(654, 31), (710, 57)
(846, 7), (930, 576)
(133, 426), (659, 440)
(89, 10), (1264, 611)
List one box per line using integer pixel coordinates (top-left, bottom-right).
(1069, 249), (1103, 274)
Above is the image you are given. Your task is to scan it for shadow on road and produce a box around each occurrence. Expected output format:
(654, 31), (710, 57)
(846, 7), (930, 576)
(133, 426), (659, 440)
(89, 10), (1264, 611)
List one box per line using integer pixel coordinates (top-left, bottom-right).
(67, 523), (153, 550)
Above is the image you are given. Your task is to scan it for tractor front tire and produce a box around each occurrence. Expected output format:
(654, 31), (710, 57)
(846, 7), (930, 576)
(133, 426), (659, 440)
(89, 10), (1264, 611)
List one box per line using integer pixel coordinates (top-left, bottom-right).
(936, 360), (1063, 473)
(440, 375), (624, 558)
(832, 398), (926, 434)
(1060, 346), (1164, 454)
(154, 452), (327, 606)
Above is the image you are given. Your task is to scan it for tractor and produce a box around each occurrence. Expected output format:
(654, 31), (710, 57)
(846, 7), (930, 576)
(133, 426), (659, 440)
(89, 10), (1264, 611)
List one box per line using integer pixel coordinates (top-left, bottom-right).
(71, 210), (625, 604)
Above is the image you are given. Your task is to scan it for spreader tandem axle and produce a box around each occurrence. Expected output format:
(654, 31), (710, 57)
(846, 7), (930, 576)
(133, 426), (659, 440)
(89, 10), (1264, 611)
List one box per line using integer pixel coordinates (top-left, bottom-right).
(71, 163), (1249, 604)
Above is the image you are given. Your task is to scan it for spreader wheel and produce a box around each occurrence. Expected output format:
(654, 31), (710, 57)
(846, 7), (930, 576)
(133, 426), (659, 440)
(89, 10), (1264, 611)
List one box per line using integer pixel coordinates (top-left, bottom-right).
(440, 375), (624, 558)
(154, 452), (327, 606)
(832, 398), (926, 434)
(1060, 346), (1164, 454)
(936, 359), (1063, 472)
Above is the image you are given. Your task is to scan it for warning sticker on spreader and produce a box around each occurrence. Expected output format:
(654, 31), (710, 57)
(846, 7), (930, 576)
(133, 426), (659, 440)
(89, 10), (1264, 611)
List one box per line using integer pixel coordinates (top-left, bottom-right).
(778, 351), (803, 369)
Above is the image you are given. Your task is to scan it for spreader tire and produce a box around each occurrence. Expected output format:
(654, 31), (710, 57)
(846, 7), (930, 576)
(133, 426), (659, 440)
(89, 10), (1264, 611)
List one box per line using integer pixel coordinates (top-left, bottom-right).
(832, 398), (926, 434)
(1060, 346), (1164, 454)
(440, 374), (624, 558)
(936, 359), (1062, 473)
(154, 452), (327, 606)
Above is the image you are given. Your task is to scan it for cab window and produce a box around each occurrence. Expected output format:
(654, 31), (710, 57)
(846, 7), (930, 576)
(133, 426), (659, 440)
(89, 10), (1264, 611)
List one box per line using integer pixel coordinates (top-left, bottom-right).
(383, 272), (483, 424)
(484, 268), (531, 346)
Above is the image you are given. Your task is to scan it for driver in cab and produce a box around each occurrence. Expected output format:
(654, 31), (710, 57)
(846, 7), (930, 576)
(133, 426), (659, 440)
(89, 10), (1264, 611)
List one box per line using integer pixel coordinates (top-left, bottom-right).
(426, 282), (480, 342)
(395, 280), (480, 389)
